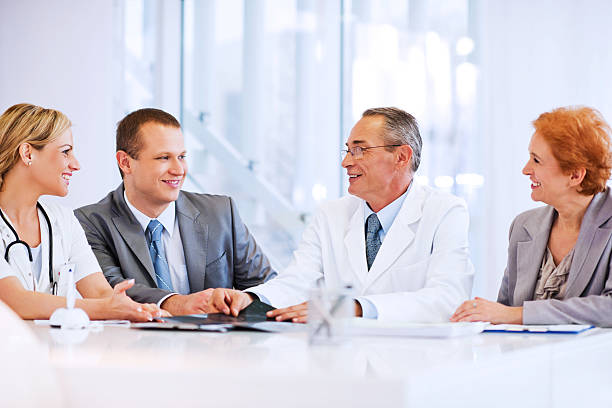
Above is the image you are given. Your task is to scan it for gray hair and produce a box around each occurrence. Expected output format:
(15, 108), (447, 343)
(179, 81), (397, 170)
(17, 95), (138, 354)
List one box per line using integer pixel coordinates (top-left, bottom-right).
(362, 107), (422, 173)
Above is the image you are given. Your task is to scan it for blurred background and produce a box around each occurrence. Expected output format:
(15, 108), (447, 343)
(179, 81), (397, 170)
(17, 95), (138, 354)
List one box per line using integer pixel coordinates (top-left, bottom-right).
(1, 0), (612, 299)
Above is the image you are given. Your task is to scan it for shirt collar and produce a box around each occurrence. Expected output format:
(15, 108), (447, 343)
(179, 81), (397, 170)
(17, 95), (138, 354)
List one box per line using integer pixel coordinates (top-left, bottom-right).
(363, 182), (412, 234)
(124, 191), (176, 237)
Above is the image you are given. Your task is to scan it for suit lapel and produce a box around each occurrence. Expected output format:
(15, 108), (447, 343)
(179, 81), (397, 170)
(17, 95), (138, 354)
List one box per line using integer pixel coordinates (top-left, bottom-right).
(344, 203), (368, 288)
(365, 186), (422, 288)
(111, 186), (156, 284)
(565, 191), (612, 298)
(176, 193), (208, 293)
(513, 206), (554, 305)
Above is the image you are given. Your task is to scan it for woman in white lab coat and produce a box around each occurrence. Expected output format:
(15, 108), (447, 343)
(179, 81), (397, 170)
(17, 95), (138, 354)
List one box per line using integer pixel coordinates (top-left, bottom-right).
(0, 103), (162, 321)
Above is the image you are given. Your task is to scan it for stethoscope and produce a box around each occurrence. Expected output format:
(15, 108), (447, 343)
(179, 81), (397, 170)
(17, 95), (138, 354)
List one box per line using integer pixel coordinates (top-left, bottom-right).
(0, 203), (55, 295)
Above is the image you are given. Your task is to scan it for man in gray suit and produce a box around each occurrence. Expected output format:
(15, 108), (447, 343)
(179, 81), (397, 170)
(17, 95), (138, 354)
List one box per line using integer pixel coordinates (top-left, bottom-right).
(75, 108), (276, 315)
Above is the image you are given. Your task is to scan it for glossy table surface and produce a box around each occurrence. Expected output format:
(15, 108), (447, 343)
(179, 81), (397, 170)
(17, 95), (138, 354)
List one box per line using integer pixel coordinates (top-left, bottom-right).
(24, 322), (612, 408)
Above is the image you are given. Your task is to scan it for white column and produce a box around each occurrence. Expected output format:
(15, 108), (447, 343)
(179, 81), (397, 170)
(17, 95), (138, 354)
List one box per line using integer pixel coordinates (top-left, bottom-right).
(0, 0), (119, 209)
(478, 0), (612, 297)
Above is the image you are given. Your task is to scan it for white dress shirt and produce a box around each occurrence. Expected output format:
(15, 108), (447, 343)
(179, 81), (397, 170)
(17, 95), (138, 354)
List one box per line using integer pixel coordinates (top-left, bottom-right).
(357, 185), (411, 318)
(31, 245), (42, 282)
(124, 193), (189, 305)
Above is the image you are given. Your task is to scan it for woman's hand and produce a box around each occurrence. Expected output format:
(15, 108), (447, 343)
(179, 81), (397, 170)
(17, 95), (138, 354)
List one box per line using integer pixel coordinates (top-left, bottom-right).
(104, 279), (164, 322)
(450, 297), (523, 324)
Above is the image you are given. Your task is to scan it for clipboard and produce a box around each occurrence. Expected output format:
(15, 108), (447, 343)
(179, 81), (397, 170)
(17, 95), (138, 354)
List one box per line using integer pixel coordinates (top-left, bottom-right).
(483, 324), (595, 334)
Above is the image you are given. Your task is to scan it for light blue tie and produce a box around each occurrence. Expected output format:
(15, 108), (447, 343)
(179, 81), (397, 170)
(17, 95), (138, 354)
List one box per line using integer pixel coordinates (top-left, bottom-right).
(365, 213), (382, 271)
(146, 220), (173, 291)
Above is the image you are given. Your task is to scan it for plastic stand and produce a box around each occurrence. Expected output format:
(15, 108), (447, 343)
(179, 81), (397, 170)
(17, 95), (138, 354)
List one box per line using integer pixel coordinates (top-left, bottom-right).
(49, 266), (90, 329)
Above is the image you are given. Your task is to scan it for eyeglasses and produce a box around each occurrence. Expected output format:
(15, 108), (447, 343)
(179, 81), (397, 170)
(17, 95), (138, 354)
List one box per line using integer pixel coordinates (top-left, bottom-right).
(341, 145), (403, 160)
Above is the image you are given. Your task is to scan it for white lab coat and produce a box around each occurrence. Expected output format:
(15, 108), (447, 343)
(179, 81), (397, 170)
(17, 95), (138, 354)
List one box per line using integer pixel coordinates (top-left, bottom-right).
(0, 201), (100, 296)
(250, 183), (474, 322)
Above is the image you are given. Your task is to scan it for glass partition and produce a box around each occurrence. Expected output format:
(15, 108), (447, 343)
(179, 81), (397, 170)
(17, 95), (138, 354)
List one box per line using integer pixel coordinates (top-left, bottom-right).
(106, 0), (485, 292)
(181, 0), (343, 267)
(180, 0), (484, 293)
(341, 0), (484, 293)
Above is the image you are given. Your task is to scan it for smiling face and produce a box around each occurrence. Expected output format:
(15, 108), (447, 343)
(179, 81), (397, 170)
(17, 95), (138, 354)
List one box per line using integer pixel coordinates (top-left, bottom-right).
(30, 128), (80, 197)
(341, 115), (409, 211)
(120, 122), (187, 217)
(522, 132), (574, 205)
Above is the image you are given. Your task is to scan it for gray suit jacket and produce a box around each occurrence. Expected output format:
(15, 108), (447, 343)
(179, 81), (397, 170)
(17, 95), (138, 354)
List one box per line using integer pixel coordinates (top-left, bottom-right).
(498, 187), (612, 326)
(74, 184), (276, 304)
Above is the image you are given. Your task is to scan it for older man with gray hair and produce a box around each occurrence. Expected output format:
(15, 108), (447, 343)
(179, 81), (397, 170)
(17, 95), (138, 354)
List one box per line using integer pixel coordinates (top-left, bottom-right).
(210, 107), (474, 323)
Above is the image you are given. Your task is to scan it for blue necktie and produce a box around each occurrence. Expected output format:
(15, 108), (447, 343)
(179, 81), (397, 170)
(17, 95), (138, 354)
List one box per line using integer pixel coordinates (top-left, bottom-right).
(365, 213), (382, 270)
(146, 220), (173, 291)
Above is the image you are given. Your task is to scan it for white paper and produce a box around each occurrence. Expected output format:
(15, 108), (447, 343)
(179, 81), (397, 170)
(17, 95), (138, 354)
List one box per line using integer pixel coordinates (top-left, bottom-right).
(348, 319), (488, 338)
(34, 319), (130, 327)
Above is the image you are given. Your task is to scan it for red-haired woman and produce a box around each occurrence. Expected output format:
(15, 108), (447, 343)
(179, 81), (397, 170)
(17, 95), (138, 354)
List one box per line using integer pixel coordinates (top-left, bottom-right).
(452, 106), (612, 326)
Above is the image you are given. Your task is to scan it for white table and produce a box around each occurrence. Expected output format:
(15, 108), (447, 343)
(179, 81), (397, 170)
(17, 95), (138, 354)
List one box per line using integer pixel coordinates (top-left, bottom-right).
(25, 322), (612, 408)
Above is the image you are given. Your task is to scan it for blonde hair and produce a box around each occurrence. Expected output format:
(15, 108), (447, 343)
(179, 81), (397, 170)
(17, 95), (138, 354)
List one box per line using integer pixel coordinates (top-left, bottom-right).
(0, 103), (72, 190)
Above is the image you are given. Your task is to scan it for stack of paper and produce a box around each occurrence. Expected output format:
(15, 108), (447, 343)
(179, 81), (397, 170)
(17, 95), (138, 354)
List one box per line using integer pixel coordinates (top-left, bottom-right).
(348, 319), (488, 338)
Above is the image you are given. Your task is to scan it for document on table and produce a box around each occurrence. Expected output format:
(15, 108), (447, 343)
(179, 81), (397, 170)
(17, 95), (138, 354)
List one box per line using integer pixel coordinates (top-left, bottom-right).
(131, 322), (230, 332)
(483, 324), (595, 334)
(348, 320), (488, 338)
(34, 319), (131, 327)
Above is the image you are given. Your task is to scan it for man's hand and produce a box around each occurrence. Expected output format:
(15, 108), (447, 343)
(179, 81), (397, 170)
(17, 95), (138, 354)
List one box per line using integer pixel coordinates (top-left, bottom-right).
(210, 288), (254, 317)
(105, 279), (164, 322)
(160, 288), (215, 315)
(266, 300), (363, 324)
(354, 300), (363, 317)
(266, 301), (308, 323)
(450, 297), (523, 324)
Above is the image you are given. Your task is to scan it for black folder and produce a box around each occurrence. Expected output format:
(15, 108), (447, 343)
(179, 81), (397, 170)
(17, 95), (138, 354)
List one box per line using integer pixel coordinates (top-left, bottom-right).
(132, 300), (304, 333)
(162, 299), (276, 324)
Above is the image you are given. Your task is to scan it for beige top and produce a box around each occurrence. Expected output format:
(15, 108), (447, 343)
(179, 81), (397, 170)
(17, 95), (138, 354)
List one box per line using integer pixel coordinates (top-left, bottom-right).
(534, 247), (574, 300)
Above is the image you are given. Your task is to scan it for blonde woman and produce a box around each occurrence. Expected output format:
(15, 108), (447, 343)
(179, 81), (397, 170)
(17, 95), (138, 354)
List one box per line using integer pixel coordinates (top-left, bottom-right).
(0, 103), (163, 321)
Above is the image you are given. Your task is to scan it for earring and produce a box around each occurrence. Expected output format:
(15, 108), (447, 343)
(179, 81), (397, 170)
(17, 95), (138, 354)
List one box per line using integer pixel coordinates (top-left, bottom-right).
(27, 161), (32, 166)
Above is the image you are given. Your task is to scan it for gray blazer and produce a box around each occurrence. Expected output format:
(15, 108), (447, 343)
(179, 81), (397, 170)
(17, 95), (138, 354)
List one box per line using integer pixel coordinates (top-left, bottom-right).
(498, 187), (612, 326)
(75, 184), (276, 304)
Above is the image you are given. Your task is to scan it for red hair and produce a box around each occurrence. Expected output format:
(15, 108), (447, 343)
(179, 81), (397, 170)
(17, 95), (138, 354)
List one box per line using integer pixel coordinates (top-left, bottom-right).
(533, 106), (612, 195)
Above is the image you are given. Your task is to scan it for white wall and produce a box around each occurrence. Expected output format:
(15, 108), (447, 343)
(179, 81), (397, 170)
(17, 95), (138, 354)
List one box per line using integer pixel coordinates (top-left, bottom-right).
(478, 0), (612, 296)
(0, 0), (121, 208)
